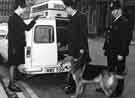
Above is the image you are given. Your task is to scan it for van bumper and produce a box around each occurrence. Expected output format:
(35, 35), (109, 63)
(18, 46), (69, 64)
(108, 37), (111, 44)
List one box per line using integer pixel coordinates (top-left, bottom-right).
(18, 62), (71, 74)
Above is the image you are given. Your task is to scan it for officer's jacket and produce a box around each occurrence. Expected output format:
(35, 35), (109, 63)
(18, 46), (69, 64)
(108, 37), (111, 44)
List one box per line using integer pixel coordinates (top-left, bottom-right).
(103, 16), (132, 56)
(67, 11), (89, 58)
(8, 13), (35, 48)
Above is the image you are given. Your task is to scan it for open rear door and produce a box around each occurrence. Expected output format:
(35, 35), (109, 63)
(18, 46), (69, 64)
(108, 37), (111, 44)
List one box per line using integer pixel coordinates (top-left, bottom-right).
(31, 25), (57, 66)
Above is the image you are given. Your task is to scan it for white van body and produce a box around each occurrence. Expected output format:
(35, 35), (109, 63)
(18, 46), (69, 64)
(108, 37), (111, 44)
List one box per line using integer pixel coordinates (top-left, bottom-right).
(19, 17), (71, 74)
(0, 23), (8, 62)
(30, 0), (67, 18)
(0, 0), (71, 75)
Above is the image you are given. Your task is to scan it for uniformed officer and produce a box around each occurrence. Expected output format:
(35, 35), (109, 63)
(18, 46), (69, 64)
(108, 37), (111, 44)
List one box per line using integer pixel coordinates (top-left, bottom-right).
(8, 0), (39, 92)
(62, 0), (91, 94)
(103, 0), (133, 97)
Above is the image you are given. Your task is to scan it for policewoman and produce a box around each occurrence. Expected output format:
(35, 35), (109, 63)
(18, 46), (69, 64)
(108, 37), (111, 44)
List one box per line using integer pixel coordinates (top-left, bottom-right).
(8, 0), (39, 92)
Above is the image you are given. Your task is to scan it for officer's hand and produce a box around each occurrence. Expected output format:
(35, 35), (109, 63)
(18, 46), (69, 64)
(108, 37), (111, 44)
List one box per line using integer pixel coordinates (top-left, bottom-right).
(80, 49), (84, 54)
(33, 15), (40, 21)
(117, 55), (123, 61)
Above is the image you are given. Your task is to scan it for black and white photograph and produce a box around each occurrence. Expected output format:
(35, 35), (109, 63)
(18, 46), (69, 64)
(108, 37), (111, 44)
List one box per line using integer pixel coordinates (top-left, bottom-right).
(0, 0), (135, 98)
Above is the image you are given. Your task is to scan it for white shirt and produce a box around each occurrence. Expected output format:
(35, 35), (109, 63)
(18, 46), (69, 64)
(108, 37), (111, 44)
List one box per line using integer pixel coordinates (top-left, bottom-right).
(72, 10), (77, 16)
(114, 15), (122, 21)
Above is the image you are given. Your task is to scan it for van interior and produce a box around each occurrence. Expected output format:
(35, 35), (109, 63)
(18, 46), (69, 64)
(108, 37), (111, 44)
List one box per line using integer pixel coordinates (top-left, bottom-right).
(56, 19), (70, 60)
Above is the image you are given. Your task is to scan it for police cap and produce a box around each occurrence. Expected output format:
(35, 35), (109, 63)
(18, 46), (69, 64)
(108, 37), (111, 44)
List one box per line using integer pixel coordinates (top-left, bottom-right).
(110, 0), (121, 11)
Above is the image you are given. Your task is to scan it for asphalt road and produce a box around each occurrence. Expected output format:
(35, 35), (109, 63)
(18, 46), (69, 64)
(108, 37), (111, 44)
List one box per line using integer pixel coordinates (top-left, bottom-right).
(23, 40), (135, 98)
(0, 39), (135, 98)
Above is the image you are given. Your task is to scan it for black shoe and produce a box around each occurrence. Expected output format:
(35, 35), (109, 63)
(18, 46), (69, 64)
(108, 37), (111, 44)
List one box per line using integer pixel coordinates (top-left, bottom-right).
(8, 85), (22, 92)
(111, 92), (123, 97)
(64, 85), (76, 94)
(96, 88), (105, 94)
(110, 89), (124, 97)
(111, 79), (124, 97)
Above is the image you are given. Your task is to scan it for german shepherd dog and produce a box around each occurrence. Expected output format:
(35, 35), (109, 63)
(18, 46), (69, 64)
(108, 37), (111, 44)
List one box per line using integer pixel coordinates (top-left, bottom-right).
(64, 53), (119, 98)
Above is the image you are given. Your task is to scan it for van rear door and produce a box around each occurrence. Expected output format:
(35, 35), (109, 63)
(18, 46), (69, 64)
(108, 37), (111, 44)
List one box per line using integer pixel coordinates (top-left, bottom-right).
(31, 25), (57, 66)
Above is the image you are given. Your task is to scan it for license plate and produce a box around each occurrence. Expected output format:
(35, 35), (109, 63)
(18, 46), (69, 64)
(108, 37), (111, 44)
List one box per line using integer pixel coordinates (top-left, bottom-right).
(56, 67), (64, 72)
(46, 68), (54, 72)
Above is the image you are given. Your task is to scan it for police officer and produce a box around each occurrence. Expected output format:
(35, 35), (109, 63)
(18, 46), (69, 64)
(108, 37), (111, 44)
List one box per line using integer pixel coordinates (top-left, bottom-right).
(62, 0), (91, 94)
(103, 0), (132, 97)
(8, 0), (39, 92)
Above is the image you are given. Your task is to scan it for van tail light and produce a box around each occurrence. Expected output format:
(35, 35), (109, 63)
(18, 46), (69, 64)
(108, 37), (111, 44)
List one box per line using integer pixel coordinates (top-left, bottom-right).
(26, 46), (31, 58)
(45, 12), (48, 16)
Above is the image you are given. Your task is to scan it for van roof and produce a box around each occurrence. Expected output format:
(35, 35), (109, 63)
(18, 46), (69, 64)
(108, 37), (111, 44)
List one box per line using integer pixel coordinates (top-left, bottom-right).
(33, 0), (64, 7)
(24, 17), (56, 26)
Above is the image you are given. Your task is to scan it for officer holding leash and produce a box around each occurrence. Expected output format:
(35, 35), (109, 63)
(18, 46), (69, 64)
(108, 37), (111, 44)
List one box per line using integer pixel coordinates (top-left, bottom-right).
(62, 0), (91, 94)
(103, 0), (133, 97)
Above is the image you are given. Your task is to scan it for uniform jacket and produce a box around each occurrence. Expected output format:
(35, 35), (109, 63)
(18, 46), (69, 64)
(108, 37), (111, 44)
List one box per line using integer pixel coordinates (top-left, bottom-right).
(67, 11), (89, 58)
(103, 16), (132, 56)
(8, 13), (35, 48)
(8, 13), (35, 65)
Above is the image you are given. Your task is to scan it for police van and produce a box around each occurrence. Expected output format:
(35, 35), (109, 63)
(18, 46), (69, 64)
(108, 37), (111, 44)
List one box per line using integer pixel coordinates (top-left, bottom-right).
(30, 0), (67, 18)
(0, 23), (8, 63)
(18, 0), (71, 74)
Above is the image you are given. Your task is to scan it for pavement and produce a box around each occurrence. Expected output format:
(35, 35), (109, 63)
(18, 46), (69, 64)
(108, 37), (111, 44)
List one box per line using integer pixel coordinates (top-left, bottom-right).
(88, 38), (135, 98)
(0, 81), (8, 98)
(22, 38), (135, 98)
(0, 38), (135, 98)
(0, 65), (37, 98)
(88, 38), (107, 65)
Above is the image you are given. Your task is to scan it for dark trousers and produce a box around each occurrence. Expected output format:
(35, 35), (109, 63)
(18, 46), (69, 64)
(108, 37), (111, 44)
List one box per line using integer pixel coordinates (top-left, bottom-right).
(107, 55), (126, 75)
(107, 55), (126, 96)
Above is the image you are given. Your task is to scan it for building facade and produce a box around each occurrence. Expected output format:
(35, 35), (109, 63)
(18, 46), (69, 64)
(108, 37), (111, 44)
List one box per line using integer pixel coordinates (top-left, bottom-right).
(0, 0), (15, 22)
(0, 0), (135, 40)
(0, 0), (49, 22)
(124, 0), (135, 40)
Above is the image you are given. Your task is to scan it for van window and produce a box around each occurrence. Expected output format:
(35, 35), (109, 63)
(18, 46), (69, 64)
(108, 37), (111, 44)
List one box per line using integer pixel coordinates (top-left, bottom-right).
(34, 25), (54, 43)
